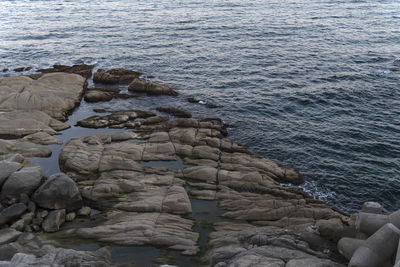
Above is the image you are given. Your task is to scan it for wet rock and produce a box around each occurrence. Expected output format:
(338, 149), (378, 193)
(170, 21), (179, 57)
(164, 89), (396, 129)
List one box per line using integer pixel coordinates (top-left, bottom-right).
(0, 166), (42, 199)
(0, 139), (52, 157)
(0, 203), (27, 225)
(74, 211), (198, 255)
(0, 228), (21, 245)
(76, 110), (155, 128)
(42, 209), (66, 232)
(0, 73), (87, 121)
(187, 97), (200, 103)
(1, 246), (112, 266)
(93, 68), (142, 84)
(0, 110), (69, 137)
(128, 78), (179, 96)
(32, 173), (83, 212)
(38, 64), (94, 78)
(22, 132), (62, 145)
(13, 67), (25, 72)
(84, 87), (119, 102)
(0, 161), (22, 187)
(156, 106), (192, 118)
(2, 68), (8, 72)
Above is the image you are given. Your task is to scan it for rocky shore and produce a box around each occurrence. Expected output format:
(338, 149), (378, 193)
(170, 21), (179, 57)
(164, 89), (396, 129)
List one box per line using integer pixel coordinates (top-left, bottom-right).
(0, 64), (379, 266)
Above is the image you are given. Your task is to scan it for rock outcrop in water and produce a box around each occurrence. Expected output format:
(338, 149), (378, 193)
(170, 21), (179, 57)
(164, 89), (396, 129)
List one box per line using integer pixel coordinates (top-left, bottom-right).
(0, 67), (356, 266)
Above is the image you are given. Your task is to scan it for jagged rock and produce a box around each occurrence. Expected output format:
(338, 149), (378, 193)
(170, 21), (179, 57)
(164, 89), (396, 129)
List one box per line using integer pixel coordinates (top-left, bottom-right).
(0, 229), (21, 246)
(0, 161), (22, 186)
(0, 110), (69, 137)
(73, 211), (198, 255)
(0, 73), (87, 121)
(156, 106), (192, 118)
(42, 209), (66, 232)
(0, 139), (51, 157)
(32, 173), (83, 212)
(128, 79), (179, 96)
(76, 110), (155, 128)
(0, 203), (26, 225)
(0, 167), (42, 199)
(93, 68), (142, 84)
(38, 64), (94, 78)
(22, 132), (62, 145)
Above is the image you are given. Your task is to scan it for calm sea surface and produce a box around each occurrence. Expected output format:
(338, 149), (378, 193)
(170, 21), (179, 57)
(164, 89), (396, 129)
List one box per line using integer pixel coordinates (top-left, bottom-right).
(0, 0), (399, 213)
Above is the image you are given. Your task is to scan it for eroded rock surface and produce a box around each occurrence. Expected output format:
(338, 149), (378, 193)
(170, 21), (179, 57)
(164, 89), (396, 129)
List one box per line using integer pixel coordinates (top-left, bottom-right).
(0, 73), (87, 121)
(93, 68), (142, 84)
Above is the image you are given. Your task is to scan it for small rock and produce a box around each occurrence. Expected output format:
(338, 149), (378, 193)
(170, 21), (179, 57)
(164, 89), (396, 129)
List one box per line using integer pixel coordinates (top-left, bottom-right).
(31, 225), (41, 232)
(13, 67), (25, 72)
(27, 202), (36, 213)
(21, 212), (35, 225)
(41, 209), (66, 233)
(77, 207), (91, 217)
(65, 212), (76, 222)
(32, 173), (83, 212)
(19, 194), (29, 205)
(187, 97), (200, 103)
(93, 109), (107, 113)
(24, 225), (32, 232)
(2, 68), (8, 72)
(37, 210), (48, 218)
(0, 204), (3, 212)
(10, 218), (25, 231)
(0, 203), (27, 225)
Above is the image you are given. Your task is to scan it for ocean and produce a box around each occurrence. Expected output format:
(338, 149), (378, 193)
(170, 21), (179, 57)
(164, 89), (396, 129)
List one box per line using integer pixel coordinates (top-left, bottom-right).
(0, 0), (399, 213)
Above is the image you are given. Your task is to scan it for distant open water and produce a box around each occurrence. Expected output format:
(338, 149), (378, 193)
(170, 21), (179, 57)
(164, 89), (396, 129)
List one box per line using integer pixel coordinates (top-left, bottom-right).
(0, 0), (399, 214)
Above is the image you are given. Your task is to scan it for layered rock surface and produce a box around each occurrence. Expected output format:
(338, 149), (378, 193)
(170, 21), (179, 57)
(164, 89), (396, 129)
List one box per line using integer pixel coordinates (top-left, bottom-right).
(0, 73), (87, 121)
(60, 114), (349, 265)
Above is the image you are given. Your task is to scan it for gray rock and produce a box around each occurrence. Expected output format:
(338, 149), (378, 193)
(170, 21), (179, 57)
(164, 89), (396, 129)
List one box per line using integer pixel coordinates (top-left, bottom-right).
(18, 194), (29, 205)
(0, 139), (51, 158)
(37, 210), (48, 218)
(32, 173), (82, 212)
(0, 73), (87, 121)
(362, 202), (383, 214)
(0, 228), (21, 246)
(41, 209), (66, 233)
(27, 202), (36, 213)
(76, 207), (91, 217)
(22, 132), (62, 145)
(0, 203), (26, 225)
(65, 212), (76, 222)
(0, 161), (22, 187)
(0, 167), (42, 199)
(10, 218), (25, 231)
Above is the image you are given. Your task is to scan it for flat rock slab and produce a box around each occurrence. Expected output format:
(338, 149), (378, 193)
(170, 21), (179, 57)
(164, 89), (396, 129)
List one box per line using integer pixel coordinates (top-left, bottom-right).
(74, 211), (198, 255)
(204, 222), (345, 267)
(0, 73), (86, 121)
(0, 110), (69, 137)
(0, 229), (21, 246)
(0, 139), (51, 158)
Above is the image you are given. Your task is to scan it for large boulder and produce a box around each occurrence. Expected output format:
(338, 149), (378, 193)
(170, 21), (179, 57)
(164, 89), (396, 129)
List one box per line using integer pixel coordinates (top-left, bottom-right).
(32, 173), (83, 211)
(0, 161), (22, 186)
(0, 167), (42, 199)
(0, 73), (87, 121)
(0, 228), (22, 246)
